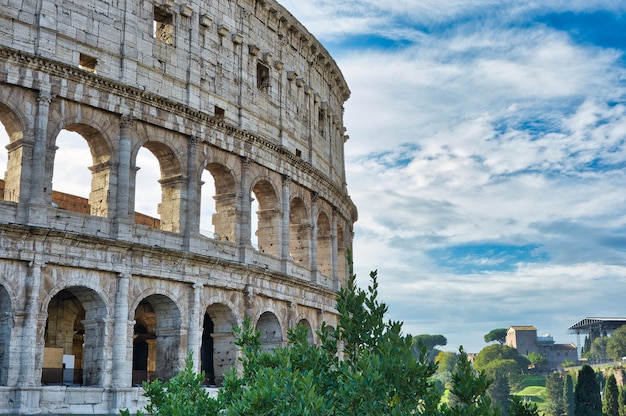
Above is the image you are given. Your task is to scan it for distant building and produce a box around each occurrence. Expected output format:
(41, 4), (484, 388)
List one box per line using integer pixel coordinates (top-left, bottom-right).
(506, 326), (577, 369)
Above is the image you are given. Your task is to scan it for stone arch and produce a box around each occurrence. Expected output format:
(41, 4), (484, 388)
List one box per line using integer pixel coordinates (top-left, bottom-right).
(256, 311), (283, 352)
(50, 122), (113, 217)
(200, 160), (238, 241)
(251, 178), (280, 255)
(42, 286), (108, 386)
(132, 294), (182, 385)
(201, 302), (236, 386)
(317, 210), (332, 276)
(132, 138), (184, 232)
(296, 318), (315, 345)
(0, 100), (27, 203)
(0, 284), (12, 385)
(336, 221), (347, 288)
(289, 196), (310, 266)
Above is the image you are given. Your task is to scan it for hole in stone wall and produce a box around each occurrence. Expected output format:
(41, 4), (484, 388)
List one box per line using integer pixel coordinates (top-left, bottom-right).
(214, 106), (225, 118)
(79, 53), (97, 73)
(153, 5), (174, 45)
(256, 63), (270, 91)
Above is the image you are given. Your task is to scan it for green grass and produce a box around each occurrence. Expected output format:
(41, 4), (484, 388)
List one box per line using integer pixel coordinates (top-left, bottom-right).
(512, 375), (547, 414)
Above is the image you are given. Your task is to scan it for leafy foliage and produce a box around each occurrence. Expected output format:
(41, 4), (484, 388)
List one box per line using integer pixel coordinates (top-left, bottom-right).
(124, 254), (542, 416)
(574, 364), (603, 416)
(544, 372), (564, 416)
(603, 374), (619, 416)
(484, 329), (508, 345)
(120, 352), (221, 416)
(607, 326), (626, 362)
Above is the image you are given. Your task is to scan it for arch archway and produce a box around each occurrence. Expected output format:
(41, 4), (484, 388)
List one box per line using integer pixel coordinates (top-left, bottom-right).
(296, 318), (314, 345)
(201, 163), (237, 241)
(133, 140), (183, 232)
(317, 211), (332, 276)
(0, 102), (25, 203)
(42, 286), (108, 386)
(201, 303), (236, 386)
(52, 124), (112, 217)
(251, 179), (279, 255)
(289, 197), (310, 266)
(132, 294), (182, 385)
(0, 285), (12, 385)
(256, 311), (283, 352)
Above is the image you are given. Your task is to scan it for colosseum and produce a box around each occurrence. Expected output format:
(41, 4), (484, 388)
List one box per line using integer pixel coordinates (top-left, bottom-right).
(0, 0), (357, 413)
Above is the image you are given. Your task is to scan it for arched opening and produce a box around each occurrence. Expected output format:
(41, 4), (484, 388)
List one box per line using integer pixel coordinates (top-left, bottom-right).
(201, 164), (236, 241)
(337, 223), (346, 288)
(134, 142), (183, 232)
(0, 103), (25, 203)
(52, 126), (111, 217)
(256, 311), (282, 352)
(0, 122), (8, 202)
(42, 287), (107, 386)
(297, 319), (314, 345)
(132, 295), (181, 385)
(0, 285), (12, 385)
(289, 197), (310, 266)
(201, 303), (236, 386)
(317, 211), (332, 276)
(252, 180), (279, 255)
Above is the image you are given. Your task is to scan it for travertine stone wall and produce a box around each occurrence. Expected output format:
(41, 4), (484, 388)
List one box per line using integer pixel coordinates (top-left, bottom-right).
(0, 0), (357, 414)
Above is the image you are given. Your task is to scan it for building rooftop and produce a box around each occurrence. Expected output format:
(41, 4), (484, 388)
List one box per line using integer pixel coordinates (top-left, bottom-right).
(567, 317), (626, 333)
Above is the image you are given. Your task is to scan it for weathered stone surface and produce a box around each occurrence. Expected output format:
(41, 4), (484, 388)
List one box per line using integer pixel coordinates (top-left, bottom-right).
(0, 0), (356, 414)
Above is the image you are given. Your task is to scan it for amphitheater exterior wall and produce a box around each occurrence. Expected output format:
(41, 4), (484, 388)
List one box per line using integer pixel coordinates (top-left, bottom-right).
(0, 0), (357, 414)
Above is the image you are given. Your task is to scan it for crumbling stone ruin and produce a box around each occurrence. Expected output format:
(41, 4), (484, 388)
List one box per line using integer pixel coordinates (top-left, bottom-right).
(0, 0), (357, 413)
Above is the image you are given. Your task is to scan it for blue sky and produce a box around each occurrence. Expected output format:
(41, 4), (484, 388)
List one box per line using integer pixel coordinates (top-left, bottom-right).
(279, 0), (626, 352)
(2, 1), (626, 353)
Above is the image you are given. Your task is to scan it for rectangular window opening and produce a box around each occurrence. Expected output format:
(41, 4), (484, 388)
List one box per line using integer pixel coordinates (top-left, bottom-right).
(79, 54), (97, 73)
(256, 63), (270, 91)
(214, 106), (225, 118)
(295, 149), (302, 158)
(318, 110), (325, 135)
(154, 5), (174, 45)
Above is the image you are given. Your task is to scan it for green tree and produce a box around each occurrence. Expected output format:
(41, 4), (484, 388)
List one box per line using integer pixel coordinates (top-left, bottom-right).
(121, 352), (221, 416)
(545, 372), (564, 416)
(508, 396), (539, 416)
(484, 328), (508, 345)
(606, 325), (626, 362)
(603, 374), (619, 416)
(589, 336), (608, 363)
(487, 372), (511, 414)
(442, 347), (500, 416)
(618, 385), (626, 416)
(474, 344), (530, 375)
(574, 364), (603, 416)
(220, 259), (443, 415)
(564, 373), (575, 416)
(526, 352), (547, 372)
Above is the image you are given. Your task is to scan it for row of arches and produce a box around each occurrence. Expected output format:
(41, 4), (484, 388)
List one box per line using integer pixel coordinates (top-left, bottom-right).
(0, 280), (319, 388)
(0, 92), (351, 284)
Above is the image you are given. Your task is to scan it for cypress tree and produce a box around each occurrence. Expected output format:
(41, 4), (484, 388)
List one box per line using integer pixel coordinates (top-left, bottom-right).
(618, 386), (626, 416)
(603, 374), (619, 416)
(574, 364), (603, 416)
(564, 373), (575, 416)
(545, 372), (564, 416)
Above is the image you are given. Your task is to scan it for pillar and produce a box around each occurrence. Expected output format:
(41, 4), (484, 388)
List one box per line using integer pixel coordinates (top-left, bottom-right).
(111, 273), (130, 387)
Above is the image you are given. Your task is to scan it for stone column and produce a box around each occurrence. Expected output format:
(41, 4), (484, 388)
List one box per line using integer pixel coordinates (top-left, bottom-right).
(183, 137), (200, 250)
(111, 273), (130, 387)
(17, 259), (43, 386)
(26, 89), (52, 224)
(187, 283), (202, 371)
(280, 175), (291, 273)
(309, 192), (319, 284)
(111, 115), (135, 237)
(238, 157), (251, 261)
(331, 208), (339, 291)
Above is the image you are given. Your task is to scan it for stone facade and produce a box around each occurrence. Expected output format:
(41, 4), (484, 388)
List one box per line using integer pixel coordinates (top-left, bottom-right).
(0, 0), (357, 414)
(506, 326), (577, 370)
